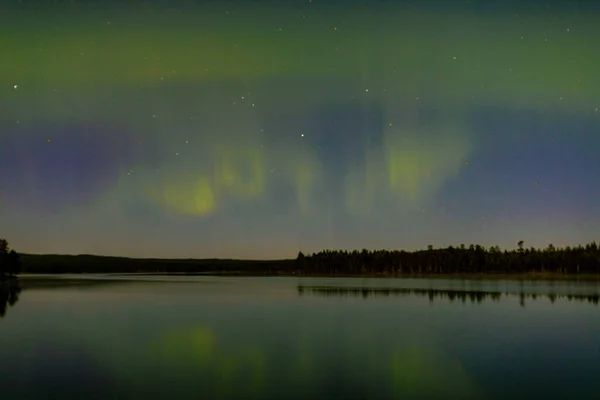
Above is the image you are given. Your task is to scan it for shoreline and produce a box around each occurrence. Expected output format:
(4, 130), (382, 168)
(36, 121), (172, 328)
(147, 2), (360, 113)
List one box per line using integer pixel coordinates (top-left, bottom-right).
(16, 251), (600, 281)
(17, 271), (600, 281)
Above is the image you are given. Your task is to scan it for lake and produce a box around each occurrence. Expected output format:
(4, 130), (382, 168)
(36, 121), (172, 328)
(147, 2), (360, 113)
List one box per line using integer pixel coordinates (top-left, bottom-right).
(1, 275), (599, 399)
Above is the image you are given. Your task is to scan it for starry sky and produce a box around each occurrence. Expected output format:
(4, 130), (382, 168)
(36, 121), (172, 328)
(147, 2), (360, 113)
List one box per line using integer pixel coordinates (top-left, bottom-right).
(1, 0), (600, 259)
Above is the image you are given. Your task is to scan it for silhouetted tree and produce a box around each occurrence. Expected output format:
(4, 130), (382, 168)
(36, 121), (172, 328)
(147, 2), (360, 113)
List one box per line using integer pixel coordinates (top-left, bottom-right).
(0, 239), (8, 277)
(5, 251), (21, 276)
(0, 239), (21, 278)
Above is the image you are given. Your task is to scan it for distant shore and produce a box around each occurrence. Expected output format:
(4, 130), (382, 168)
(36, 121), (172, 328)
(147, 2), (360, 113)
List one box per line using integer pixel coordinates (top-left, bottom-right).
(17, 241), (600, 279)
(16, 254), (600, 281)
(18, 254), (296, 275)
(158, 271), (600, 281)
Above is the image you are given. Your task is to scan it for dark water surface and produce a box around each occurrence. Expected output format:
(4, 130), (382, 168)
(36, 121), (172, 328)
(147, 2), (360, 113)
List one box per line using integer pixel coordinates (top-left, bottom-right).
(1, 275), (599, 399)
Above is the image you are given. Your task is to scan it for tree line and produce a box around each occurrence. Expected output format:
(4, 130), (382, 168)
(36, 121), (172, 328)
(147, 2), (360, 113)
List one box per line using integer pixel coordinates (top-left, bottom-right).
(296, 241), (600, 275)
(5, 237), (600, 276)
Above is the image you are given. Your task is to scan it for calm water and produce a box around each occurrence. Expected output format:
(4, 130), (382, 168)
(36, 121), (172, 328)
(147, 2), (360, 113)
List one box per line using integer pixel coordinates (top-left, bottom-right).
(1, 275), (599, 400)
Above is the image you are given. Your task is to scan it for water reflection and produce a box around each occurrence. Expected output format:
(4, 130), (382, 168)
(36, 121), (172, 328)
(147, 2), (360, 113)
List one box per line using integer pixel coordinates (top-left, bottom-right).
(0, 278), (598, 399)
(297, 285), (600, 306)
(146, 326), (268, 398)
(144, 324), (480, 400)
(0, 278), (21, 318)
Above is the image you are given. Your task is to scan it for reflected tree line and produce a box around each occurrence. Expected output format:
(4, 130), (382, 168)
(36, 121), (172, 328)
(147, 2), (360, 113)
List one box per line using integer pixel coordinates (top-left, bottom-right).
(297, 241), (600, 275)
(0, 239), (22, 318)
(0, 280), (21, 318)
(297, 286), (600, 306)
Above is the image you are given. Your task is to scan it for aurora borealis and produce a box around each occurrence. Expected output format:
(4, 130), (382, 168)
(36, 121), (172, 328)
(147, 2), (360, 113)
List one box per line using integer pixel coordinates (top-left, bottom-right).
(1, 0), (600, 259)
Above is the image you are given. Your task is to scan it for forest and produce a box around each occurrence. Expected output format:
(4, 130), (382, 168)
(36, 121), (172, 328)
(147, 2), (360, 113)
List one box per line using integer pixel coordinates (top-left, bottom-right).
(296, 241), (600, 276)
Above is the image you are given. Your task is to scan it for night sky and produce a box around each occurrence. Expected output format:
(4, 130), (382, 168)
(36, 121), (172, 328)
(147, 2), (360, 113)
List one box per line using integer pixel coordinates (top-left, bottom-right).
(1, 0), (600, 259)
